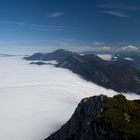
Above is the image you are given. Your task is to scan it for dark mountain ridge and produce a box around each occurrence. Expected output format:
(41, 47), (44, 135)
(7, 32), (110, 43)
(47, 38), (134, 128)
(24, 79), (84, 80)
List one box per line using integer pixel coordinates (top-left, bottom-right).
(25, 49), (140, 94)
(45, 94), (140, 140)
(56, 53), (140, 93)
(24, 49), (75, 62)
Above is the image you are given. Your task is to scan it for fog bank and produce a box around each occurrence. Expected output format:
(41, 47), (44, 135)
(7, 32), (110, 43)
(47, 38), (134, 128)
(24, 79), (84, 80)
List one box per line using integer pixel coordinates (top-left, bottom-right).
(0, 56), (139, 140)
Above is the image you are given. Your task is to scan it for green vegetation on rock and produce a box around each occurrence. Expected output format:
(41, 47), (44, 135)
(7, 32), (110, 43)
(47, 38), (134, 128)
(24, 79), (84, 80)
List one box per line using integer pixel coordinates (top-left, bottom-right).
(104, 94), (140, 140)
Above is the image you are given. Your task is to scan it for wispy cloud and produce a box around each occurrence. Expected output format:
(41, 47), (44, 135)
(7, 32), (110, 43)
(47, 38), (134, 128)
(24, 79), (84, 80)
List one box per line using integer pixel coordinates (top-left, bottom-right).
(121, 45), (138, 51)
(0, 20), (85, 33)
(59, 41), (69, 46)
(101, 46), (111, 50)
(92, 41), (104, 45)
(98, 3), (139, 18)
(84, 46), (111, 52)
(0, 21), (25, 26)
(98, 4), (140, 11)
(46, 12), (64, 18)
(99, 10), (129, 18)
(0, 20), (71, 31)
(0, 20), (62, 28)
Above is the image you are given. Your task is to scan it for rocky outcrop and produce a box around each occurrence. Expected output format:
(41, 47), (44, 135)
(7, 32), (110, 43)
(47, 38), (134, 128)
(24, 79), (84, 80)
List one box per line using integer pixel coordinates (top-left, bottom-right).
(45, 95), (106, 140)
(45, 95), (140, 140)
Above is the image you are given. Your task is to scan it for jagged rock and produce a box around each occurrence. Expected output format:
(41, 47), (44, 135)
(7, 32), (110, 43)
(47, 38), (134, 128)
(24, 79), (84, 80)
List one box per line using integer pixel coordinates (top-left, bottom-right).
(45, 95), (140, 140)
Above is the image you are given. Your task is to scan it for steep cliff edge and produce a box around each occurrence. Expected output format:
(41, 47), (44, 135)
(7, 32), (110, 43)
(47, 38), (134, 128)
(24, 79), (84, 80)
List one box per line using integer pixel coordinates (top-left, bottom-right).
(45, 95), (140, 140)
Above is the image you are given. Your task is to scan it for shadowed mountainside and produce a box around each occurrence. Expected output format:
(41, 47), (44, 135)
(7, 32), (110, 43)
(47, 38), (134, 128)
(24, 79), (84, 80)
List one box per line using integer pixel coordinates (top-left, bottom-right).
(45, 94), (140, 140)
(24, 49), (140, 94)
(56, 53), (140, 93)
(24, 49), (75, 62)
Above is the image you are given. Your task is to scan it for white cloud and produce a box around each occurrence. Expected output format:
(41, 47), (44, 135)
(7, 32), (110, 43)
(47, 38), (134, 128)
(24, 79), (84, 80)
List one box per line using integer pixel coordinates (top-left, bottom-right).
(93, 46), (111, 51)
(82, 46), (111, 52)
(59, 41), (69, 46)
(98, 4), (140, 11)
(0, 56), (139, 140)
(0, 20), (67, 31)
(99, 10), (129, 18)
(97, 3), (139, 18)
(121, 45), (138, 51)
(92, 42), (104, 45)
(47, 12), (64, 17)
(101, 46), (111, 50)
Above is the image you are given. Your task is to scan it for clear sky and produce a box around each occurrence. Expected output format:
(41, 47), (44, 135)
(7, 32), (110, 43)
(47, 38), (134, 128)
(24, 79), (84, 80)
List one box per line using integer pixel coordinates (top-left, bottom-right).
(0, 0), (140, 54)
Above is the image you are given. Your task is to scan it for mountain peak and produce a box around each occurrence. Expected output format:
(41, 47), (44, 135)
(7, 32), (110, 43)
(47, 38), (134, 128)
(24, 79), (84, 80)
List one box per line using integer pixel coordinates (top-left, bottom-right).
(24, 49), (74, 62)
(45, 94), (140, 140)
(53, 49), (70, 53)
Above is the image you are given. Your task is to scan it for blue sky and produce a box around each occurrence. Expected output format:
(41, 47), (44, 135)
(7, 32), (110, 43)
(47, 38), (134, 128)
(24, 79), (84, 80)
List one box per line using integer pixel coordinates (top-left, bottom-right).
(0, 0), (140, 54)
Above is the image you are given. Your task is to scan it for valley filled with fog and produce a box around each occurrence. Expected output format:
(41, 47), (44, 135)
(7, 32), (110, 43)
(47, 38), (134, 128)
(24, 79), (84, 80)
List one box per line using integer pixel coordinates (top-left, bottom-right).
(0, 56), (140, 140)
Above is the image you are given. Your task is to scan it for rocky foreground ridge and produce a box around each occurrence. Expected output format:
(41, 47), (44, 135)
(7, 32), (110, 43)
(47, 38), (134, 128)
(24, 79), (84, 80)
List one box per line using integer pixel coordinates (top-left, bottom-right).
(45, 94), (140, 140)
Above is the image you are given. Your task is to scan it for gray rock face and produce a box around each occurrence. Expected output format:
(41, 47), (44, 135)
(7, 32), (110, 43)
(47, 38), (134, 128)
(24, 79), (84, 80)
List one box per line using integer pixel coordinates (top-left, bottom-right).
(45, 95), (123, 140)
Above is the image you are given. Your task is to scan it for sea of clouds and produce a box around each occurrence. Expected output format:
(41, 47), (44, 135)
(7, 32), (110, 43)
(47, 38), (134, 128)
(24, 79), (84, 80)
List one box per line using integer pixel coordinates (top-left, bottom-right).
(0, 56), (140, 140)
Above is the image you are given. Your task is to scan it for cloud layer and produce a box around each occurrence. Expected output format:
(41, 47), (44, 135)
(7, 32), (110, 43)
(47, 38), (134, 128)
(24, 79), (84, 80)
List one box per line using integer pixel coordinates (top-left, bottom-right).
(121, 45), (138, 51)
(0, 56), (140, 140)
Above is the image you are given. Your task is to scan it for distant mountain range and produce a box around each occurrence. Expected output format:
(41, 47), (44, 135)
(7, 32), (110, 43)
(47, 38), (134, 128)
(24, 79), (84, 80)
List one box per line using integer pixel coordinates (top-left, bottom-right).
(24, 50), (140, 140)
(24, 49), (140, 94)
(30, 62), (47, 65)
(45, 94), (140, 140)
(24, 49), (75, 62)
(0, 54), (16, 57)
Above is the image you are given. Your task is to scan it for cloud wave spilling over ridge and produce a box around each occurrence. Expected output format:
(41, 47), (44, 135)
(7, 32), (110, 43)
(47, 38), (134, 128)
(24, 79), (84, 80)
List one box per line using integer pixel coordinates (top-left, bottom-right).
(0, 56), (139, 140)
